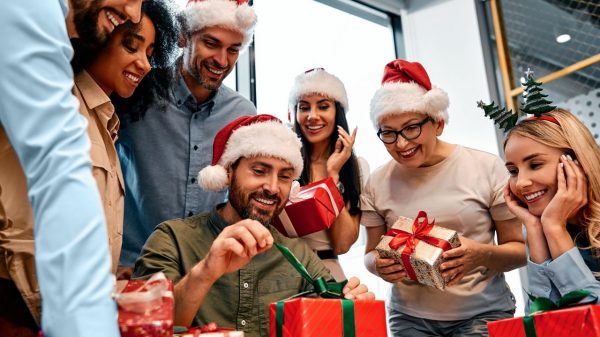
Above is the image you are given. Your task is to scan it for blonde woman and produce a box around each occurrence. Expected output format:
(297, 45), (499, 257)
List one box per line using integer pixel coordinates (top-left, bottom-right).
(504, 108), (600, 309)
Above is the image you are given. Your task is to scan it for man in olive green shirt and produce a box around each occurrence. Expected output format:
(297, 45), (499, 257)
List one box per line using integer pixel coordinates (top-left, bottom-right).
(133, 115), (373, 337)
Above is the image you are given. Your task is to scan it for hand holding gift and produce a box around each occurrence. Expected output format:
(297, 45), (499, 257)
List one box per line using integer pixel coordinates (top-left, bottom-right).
(375, 211), (461, 290)
(441, 236), (489, 286)
(272, 177), (345, 237)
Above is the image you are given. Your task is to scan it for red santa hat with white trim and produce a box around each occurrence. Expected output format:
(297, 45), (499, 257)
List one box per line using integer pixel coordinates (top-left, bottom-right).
(183, 0), (257, 50)
(288, 68), (349, 113)
(198, 114), (303, 191)
(370, 59), (449, 129)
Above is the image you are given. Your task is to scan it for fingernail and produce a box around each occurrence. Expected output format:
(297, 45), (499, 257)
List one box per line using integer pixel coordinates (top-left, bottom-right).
(575, 159), (580, 165)
(560, 163), (564, 168)
(567, 154), (573, 161)
(561, 154), (566, 160)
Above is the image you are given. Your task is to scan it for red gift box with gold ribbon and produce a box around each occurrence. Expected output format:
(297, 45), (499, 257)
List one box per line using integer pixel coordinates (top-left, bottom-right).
(488, 305), (600, 337)
(272, 177), (344, 238)
(268, 298), (387, 337)
(116, 273), (174, 337)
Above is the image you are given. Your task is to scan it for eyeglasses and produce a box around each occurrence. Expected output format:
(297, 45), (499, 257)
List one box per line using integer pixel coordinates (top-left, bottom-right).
(377, 117), (433, 144)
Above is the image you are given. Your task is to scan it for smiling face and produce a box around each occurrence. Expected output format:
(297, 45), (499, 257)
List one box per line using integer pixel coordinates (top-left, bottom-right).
(378, 112), (444, 168)
(86, 15), (155, 97)
(295, 94), (337, 146)
(504, 134), (564, 216)
(227, 156), (295, 226)
(181, 26), (243, 92)
(72, 0), (143, 47)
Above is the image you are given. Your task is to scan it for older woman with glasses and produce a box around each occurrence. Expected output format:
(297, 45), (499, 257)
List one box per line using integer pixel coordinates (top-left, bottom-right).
(361, 60), (525, 337)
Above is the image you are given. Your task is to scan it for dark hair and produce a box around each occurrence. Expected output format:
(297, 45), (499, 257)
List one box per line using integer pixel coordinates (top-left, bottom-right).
(293, 102), (362, 215)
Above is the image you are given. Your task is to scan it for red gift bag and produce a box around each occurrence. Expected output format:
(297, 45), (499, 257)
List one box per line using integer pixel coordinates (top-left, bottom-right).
(117, 273), (174, 337)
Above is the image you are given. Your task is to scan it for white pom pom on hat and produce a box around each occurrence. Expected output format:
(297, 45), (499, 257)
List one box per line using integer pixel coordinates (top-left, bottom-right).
(183, 0), (257, 50)
(198, 114), (304, 191)
(288, 68), (349, 114)
(370, 59), (449, 129)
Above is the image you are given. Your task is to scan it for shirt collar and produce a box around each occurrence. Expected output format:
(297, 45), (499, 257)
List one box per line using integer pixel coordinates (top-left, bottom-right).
(172, 64), (217, 113)
(207, 204), (231, 234)
(75, 70), (119, 138)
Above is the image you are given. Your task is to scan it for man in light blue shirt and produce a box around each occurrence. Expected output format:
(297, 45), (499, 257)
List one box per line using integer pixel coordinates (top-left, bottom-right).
(117, 0), (258, 268)
(0, 1), (141, 336)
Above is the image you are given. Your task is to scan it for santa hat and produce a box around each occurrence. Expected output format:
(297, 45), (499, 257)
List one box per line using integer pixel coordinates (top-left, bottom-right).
(198, 114), (303, 191)
(288, 68), (349, 113)
(370, 59), (449, 129)
(183, 0), (257, 50)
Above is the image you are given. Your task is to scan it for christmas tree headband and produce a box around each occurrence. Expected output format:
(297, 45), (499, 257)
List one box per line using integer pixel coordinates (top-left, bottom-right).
(477, 68), (559, 132)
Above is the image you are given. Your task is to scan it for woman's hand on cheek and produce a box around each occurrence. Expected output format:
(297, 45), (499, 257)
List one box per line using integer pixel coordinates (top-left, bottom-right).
(541, 155), (588, 232)
(326, 126), (357, 181)
(504, 184), (541, 230)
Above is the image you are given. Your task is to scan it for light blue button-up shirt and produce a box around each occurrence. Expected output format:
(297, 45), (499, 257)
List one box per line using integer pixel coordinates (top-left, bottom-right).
(0, 1), (119, 336)
(117, 66), (256, 265)
(525, 225), (600, 313)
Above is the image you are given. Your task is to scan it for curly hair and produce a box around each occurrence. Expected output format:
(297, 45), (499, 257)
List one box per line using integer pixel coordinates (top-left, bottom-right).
(292, 101), (362, 215)
(505, 108), (600, 256)
(111, 0), (180, 122)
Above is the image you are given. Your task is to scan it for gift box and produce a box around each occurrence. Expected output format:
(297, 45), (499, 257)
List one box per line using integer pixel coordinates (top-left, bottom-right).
(269, 298), (387, 337)
(116, 273), (174, 337)
(375, 211), (460, 290)
(488, 304), (600, 337)
(175, 323), (244, 337)
(272, 177), (344, 237)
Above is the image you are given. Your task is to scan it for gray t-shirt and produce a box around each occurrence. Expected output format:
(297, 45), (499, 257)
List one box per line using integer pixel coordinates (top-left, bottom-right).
(361, 145), (516, 320)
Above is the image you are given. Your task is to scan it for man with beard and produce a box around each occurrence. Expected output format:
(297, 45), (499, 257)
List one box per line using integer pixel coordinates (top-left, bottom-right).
(133, 115), (375, 337)
(0, 1), (141, 337)
(116, 0), (258, 271)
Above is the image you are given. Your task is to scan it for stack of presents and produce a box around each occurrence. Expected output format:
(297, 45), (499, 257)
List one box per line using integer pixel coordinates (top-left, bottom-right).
(115, 177), (600, 336)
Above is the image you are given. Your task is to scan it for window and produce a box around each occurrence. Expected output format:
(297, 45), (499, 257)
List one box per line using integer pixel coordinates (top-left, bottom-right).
(253, 0), (397, 170)
(253, 0), (397, 302)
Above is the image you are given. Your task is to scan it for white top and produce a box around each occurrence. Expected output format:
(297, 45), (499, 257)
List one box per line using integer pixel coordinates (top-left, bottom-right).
(360, 145), (516, 320)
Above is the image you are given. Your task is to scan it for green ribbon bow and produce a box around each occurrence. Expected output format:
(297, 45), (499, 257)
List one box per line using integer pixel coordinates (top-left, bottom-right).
(274, 243), (355, 337)
(522, 290), (598, 337)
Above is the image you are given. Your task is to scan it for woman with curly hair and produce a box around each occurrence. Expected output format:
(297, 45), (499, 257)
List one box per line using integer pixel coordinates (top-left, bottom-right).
(504, 108), (600, 308)
(70, 0), (179, 275)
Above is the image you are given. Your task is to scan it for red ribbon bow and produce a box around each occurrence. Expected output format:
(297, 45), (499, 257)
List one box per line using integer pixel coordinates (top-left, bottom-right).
(384, 211), (453, 281)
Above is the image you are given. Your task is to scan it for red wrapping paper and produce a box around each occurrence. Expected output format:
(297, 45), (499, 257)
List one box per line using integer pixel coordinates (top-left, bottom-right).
(488, 305), (600, 337)
(268, 298), (387, 337)
(272, 177), (345, 238)
(118, 278), (174, 337)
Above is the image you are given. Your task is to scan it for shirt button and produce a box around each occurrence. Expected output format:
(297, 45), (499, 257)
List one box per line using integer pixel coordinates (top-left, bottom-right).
(243, 282), (249, 289)
(193, 145), (198, 151)
(547, 271), (554, 277)
(241, 320), (246, 326)
(544, 287), (551, 292)
(194, 115), (198, 119)
(177, 99), (182, 105)
(191, 177), (196, 184)
(188, 211), (193, 217)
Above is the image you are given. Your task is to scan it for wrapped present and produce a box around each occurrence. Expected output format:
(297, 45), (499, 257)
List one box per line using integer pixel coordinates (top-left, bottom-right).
(488, 291), (600, 337)
(116, 272), (174, 337)
(272, 177), (345, 237)
(176, 323), (244, 337)
(269, 244), (388, 337)
(375, 211), (460, 290)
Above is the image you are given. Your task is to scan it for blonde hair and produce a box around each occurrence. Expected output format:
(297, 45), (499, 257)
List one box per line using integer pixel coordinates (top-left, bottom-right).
(504, 108), (600, 255)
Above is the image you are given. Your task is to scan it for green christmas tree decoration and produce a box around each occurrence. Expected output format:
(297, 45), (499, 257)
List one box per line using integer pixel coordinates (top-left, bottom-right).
(477, 100), (518, 132)
(520, 68), (556, 117)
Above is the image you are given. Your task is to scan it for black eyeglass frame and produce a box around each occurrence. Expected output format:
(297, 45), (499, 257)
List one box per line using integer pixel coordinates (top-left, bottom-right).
(376, 117), (434, 144)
